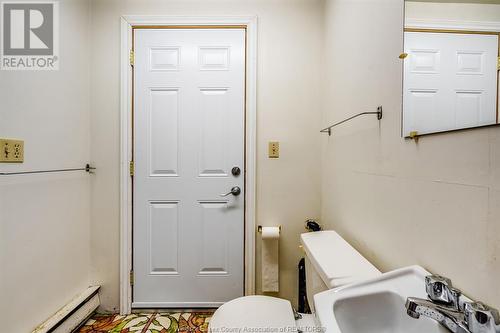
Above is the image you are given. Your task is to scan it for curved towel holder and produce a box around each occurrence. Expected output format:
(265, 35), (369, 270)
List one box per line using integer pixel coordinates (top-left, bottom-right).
(320, 106), (383, 136)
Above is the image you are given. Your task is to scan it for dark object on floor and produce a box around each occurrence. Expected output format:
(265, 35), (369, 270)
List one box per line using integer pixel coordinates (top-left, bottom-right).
(298, 258), (311, 313)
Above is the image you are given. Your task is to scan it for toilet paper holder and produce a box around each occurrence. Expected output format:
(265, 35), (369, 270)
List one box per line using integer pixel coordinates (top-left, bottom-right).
(257, 225), (282, 233)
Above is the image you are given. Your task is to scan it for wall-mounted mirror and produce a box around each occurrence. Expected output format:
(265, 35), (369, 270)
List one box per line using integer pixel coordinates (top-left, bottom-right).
(403, 0), (500, 137)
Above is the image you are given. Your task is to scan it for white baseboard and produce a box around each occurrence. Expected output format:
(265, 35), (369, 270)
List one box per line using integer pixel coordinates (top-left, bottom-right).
(32, 286), (100, 333)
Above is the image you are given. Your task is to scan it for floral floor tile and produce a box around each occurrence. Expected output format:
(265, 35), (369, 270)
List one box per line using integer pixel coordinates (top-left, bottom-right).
(78, 312), (213, 333)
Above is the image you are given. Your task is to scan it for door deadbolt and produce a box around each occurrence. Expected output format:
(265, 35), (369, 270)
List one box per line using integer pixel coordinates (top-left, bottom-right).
(231, 166), (241, 176)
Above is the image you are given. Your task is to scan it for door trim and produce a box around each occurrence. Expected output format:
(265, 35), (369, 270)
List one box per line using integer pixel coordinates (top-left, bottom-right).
(119, 15), (258, 314)
(405, 18), (500, 32)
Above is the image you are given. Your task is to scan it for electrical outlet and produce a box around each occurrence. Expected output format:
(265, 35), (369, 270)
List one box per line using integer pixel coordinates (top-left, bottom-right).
(268, 141), (279, 158)
(0, 139), (24, 163)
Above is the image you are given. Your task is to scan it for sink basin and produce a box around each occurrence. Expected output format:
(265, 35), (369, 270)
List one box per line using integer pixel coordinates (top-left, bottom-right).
(314, 265), (450, 333)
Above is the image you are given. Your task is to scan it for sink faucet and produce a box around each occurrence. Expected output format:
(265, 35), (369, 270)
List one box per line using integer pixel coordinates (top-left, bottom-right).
(405, 274), (500, 333)
(406, 297), (470, 333)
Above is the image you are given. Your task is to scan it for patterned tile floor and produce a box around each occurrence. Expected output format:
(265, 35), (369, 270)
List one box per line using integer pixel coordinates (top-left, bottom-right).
(78, 312), (213, 333)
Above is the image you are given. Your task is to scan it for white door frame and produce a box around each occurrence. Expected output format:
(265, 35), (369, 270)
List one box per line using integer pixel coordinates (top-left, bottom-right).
(405, 18), (500, 32)
(119, 15), (257, 314)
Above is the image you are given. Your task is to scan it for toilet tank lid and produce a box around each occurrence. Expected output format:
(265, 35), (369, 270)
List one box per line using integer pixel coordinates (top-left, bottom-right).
(300, 230), (381, 289)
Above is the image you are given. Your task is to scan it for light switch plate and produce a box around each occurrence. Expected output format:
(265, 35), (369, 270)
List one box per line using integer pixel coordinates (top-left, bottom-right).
(0, 138), (24, 163)
(268, 141), (279, 158)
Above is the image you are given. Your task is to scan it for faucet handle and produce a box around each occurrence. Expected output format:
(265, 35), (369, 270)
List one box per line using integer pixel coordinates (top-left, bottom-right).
(464, 302), (500, 333)
(425, 275), (461, 309)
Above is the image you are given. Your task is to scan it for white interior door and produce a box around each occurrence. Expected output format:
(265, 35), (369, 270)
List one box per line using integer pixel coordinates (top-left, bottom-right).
(403, 31), (498, 135)
(133, 28), (245, 308)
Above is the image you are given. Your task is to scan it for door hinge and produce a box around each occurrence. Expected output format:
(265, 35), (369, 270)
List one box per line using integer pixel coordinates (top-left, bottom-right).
(129, 270), (134, 286)
(129, 160), (134, 177)
(129, 50), (135, 66)
(497, 56), (500, 70)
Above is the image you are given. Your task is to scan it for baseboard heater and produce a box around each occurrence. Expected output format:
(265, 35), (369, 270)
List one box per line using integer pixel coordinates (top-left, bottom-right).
(32, 286), (100, 333)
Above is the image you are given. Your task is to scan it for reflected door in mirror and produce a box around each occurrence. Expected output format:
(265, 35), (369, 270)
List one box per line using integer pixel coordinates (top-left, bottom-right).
(403, 31), (499, 136)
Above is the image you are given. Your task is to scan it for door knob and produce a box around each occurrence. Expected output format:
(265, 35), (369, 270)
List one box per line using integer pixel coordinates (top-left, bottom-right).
(220, 186), (241, 197)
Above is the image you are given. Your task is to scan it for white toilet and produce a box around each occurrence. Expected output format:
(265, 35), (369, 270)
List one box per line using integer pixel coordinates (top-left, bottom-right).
(209, 230), (381, 332)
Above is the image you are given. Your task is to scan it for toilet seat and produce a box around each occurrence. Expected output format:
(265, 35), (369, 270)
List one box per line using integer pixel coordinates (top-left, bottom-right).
(209, 231), (382, 332)
(209, 296), (296, 332)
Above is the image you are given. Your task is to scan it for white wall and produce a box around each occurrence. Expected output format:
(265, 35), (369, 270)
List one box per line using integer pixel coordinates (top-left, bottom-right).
(405, 1), (500, 22)
(0, 0), (92, 331)
(1, 0), (498, 324)
(88, 0), (323, 311)
(321, 0), (500, 308)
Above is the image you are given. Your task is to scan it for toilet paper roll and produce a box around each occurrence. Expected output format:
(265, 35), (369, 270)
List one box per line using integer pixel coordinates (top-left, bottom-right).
(261, 226), (280, 239)
(261, 226), (280, 292)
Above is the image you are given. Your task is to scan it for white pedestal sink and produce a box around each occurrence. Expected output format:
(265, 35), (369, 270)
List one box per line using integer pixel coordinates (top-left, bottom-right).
(314, 265), (451, 333)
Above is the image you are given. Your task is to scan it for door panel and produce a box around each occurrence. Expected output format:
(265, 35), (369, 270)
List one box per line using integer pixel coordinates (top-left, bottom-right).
(198, 88), (230, 176)
(133, 28), (245, 307)
(150, 47), (180, 71)
(149, 89), (179, 177)
(198, 201), (230, 275)
(149, 201), (179, 275)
